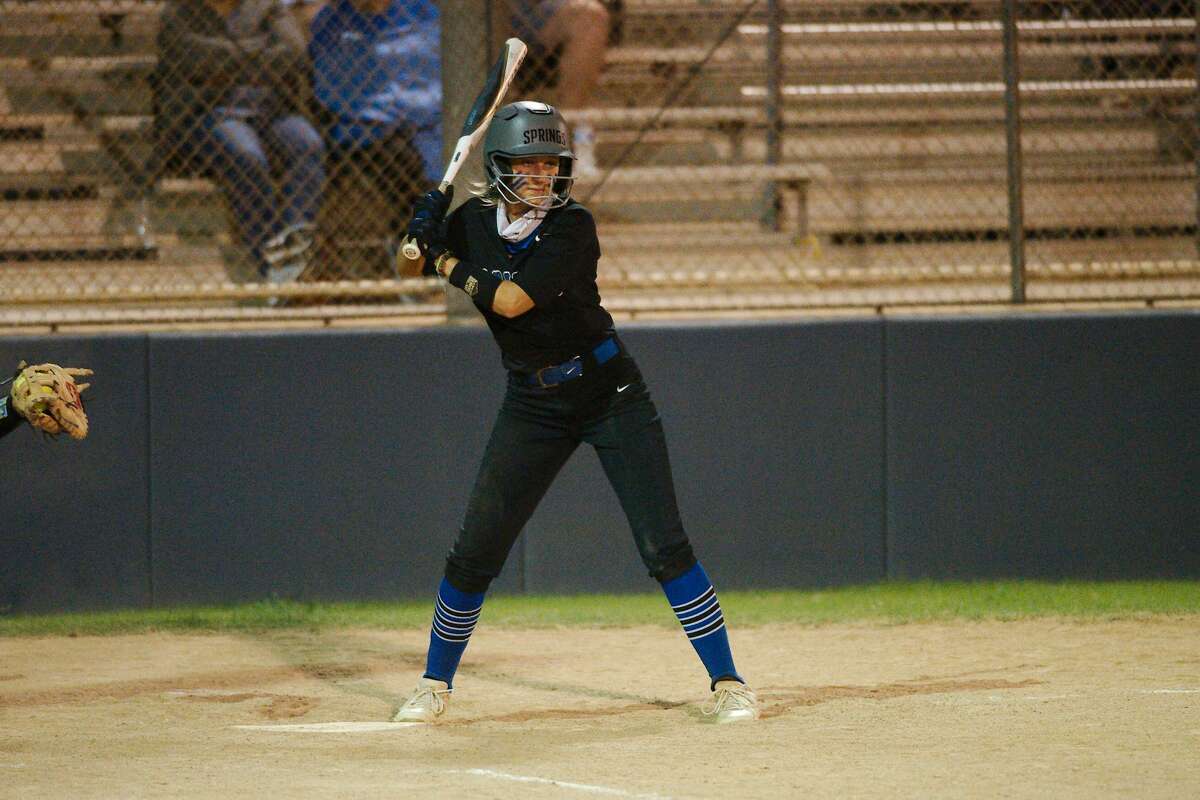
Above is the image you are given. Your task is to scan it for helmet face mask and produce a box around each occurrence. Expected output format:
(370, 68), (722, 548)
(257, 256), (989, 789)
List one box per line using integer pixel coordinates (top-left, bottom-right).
(484, 101), (576, 209)
(489, 154), (575, 210)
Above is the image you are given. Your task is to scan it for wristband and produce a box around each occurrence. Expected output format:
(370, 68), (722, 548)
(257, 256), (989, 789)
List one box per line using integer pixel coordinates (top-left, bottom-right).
(433, 251), (453, 277)
(447, 259), (502, 310)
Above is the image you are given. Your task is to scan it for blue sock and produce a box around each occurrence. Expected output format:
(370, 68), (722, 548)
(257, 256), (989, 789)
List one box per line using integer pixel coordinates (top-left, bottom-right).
(422, 578), (485, 688)
(661, 562), (742, 689)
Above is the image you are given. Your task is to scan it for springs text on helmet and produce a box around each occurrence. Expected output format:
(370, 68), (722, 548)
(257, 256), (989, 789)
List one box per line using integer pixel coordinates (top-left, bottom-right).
(522, 128), (568, 146)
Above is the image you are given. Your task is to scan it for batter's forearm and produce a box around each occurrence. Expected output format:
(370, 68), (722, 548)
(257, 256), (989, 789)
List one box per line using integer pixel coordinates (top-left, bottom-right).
(442, 255), (500, 311)
(438, 255), (533, 317)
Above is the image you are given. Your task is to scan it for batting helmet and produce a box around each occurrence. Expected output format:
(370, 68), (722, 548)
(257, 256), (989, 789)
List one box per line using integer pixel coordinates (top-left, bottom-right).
(483, 101), (576, 209)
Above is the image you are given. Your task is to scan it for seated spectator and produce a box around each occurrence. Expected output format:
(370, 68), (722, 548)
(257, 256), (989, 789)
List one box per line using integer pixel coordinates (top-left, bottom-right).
(285, 0), (327, 31)
(306, 0), (441, 279)
(511, 0), (612, 174)
(154, 0), (326, 283)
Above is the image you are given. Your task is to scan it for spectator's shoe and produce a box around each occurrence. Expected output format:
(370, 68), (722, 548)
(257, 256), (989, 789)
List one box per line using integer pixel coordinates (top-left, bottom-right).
(261, 257), (306, 306)
(264, 261), (307, 285)
(262, 223), (317, 280)
(573, 122), (599, 177)
(264, 222), (316, 254)
(701, 680), (760, 724)
(391, 678), (451, 723)
(262, 223), (318, 301)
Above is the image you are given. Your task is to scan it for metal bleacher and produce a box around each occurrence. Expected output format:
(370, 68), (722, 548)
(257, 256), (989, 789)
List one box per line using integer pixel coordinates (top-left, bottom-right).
(576, 0), (1199, 311)
(0, 0), (1197, 327)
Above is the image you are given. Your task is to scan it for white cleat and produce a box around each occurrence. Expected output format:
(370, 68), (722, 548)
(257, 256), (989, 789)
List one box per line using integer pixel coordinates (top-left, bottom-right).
(391, 677), (451, 723)
(702, 680), (760, 724)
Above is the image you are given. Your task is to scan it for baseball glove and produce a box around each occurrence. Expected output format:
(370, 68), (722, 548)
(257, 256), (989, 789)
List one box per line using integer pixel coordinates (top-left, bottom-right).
(10, 361), (93, 439)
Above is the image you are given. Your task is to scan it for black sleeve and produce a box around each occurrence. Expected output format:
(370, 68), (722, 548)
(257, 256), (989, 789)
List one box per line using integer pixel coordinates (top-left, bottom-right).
(0, 394), (20, 440)
(444, 207), (468, 255)
(512, 210), (600, 308)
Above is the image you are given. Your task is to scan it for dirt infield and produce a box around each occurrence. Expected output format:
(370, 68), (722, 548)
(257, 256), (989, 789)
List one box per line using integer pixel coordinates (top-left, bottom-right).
(1, 618), (1197, 799)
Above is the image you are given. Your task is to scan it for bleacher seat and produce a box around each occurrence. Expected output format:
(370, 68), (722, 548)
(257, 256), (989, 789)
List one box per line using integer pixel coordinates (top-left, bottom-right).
(0, 0), (1195, 314)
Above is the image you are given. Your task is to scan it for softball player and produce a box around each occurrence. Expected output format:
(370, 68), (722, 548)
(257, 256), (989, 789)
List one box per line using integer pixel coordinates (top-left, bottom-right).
(395, 101), (758, 724)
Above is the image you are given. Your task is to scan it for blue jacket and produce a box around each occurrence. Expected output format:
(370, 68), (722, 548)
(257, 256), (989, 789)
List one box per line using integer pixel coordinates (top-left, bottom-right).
(309, 0), (442, 176)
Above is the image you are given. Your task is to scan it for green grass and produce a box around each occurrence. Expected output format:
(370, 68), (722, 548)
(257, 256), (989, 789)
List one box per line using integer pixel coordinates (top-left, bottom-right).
(1, 581), (1197, 637)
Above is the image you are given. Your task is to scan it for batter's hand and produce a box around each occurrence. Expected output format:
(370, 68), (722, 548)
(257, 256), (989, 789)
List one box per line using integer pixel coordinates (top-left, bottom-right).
(405, 187), (453, 257)
(419, 237), (449, 276)
(413, 186), (453, 224)
(10, 361), (93, 440)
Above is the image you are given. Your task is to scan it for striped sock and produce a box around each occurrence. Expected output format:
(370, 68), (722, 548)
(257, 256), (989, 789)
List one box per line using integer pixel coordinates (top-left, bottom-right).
(661, 562), (742, 688)
(422, 578), (484, 688)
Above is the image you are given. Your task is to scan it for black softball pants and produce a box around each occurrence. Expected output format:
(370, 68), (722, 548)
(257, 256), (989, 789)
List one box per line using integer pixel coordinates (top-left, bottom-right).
(443, 372), (697, 593)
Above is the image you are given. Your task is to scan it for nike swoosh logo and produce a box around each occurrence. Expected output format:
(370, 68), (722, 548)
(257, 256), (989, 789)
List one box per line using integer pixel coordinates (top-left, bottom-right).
(562, 366), (578, 376)
(617, 384), (631, 392)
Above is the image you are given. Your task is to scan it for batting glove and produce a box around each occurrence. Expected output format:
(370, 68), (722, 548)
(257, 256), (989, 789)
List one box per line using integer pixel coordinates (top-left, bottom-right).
(411, 186), (454, 225)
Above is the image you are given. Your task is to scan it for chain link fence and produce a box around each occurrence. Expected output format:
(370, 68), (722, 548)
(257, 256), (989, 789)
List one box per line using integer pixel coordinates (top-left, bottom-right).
(0, 0), (1196, 327)
(1017, 2), (1195, 296)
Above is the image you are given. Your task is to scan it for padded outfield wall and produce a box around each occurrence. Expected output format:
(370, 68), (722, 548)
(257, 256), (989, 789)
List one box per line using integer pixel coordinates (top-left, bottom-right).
(1, 311), (1196, 613)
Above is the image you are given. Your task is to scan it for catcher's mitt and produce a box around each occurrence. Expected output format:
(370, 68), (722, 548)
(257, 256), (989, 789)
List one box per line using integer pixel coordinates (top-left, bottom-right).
(10, 361), (93, 440)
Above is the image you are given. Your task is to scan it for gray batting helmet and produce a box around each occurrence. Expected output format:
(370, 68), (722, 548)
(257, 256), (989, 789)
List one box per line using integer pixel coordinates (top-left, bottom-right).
(483, 101), (576, 209)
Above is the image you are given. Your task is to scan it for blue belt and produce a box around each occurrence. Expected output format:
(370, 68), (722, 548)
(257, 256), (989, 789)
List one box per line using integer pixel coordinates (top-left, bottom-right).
(527, 337), (619, 387)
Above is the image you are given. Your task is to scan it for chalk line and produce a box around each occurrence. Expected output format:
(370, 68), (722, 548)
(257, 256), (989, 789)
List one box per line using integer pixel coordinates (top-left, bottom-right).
(455, 768), (672, 799)
(233, 721), (422, 732)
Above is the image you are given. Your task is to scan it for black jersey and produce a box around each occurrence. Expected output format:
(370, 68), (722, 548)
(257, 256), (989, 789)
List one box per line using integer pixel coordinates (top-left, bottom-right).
(445, 197), (616, 372)
(0, 393), (18, 440)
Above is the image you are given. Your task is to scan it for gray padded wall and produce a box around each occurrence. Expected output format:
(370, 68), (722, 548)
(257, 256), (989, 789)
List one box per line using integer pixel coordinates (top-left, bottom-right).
(148, 328), (516, 604)
(0, 335), (151, 612)
(522, 320), (888, 594)
(4, 311), (1197, 614)
(885, 311), (1200, 580)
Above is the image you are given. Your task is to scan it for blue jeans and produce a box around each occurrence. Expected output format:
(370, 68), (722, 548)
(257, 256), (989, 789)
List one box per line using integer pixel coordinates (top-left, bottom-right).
(203, 109), (325, 272)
